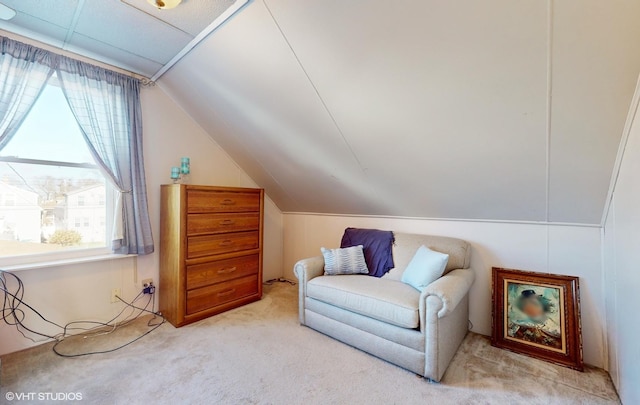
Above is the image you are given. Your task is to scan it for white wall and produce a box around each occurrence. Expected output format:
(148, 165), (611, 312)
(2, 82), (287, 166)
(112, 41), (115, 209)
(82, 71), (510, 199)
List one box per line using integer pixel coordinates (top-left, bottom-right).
(137, 84), (284, 287)
(283, 213), (605, 368)
(0, 85), (284, 356)
(602, 79), (640, 404)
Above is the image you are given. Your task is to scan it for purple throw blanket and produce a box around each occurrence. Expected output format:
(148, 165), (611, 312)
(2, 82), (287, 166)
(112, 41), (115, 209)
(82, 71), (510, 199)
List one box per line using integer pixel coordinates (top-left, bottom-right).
(340, 227), (395, 277)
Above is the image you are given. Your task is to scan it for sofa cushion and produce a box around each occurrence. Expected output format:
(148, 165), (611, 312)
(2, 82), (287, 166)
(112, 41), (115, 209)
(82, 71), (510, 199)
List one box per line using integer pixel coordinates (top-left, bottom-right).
(306, 275), (421, 329)
(321, 245), (369, 275)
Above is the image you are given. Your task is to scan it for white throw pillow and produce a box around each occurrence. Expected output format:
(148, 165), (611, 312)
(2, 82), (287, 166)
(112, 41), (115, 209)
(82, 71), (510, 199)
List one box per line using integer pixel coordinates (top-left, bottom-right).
(321, 245), (369, 275)
(401, 245), (449, 291)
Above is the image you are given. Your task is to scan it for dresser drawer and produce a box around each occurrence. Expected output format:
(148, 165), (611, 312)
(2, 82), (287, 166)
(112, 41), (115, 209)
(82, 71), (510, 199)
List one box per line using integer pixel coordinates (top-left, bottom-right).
(187, 190), (260, 213)
(187, 213), (260, 235)
(186, 254), (259, 290)
(187, 231), (259, 259)
(186, 275), (259, 315)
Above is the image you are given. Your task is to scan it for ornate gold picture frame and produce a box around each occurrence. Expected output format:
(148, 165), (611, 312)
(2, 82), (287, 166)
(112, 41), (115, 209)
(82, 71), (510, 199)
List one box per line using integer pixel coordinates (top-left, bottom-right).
(491, 267), (583, 371)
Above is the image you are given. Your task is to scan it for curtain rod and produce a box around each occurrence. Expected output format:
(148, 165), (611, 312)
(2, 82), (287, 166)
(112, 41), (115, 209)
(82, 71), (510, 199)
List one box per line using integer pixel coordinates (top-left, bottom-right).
(0, 29), (153, 84)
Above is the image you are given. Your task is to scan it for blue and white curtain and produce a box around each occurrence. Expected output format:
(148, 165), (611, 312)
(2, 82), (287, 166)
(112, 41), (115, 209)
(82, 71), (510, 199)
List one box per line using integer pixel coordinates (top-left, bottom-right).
(0, 36), (154, 255)
(0, 38), (53, 151)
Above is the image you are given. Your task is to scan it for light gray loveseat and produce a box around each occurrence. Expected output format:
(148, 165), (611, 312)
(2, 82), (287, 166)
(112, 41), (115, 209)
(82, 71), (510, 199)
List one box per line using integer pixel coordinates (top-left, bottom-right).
(294, 232), (475, 382)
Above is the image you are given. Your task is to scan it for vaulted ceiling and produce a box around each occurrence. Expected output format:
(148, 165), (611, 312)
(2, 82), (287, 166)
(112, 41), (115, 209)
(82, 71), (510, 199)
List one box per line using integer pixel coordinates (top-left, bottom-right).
(159, 0), (640, 224)
(3, 0), (640, 225)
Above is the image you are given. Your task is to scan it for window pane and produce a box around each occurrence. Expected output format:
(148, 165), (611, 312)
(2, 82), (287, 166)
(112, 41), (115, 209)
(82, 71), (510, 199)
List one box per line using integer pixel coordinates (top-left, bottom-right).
(0, 162), (108, 257)
(0, 78), (95, 164)
(0, 78), (111, 259)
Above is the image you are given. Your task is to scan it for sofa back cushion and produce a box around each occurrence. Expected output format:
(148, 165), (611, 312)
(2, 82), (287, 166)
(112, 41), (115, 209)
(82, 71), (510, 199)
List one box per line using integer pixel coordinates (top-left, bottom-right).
(384, 233), (471, 281)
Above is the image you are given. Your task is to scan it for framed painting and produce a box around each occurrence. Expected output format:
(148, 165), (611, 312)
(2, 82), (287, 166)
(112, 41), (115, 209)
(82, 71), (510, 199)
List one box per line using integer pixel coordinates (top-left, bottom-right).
(491, 267), (583, 371)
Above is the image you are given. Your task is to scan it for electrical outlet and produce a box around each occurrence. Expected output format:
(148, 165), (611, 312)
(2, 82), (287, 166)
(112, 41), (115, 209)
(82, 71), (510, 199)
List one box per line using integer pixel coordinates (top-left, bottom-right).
(111, 288), (121, 304)
(142, 278), (155, 294)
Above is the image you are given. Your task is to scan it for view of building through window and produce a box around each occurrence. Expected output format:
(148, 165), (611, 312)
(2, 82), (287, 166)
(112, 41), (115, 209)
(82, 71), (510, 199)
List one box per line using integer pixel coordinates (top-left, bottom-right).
(0, 77), (110, 258)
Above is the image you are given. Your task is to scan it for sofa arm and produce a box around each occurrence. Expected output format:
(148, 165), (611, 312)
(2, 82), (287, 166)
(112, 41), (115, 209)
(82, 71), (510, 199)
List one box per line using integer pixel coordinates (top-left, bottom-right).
(293, 256), (325, 325)
(421, 268), (475, 319)
(294, 256), (325, 284)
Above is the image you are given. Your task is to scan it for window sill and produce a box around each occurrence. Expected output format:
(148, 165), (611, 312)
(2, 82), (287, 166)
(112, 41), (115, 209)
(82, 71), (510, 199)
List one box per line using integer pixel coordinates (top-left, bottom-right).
(1, 253), (137, 272)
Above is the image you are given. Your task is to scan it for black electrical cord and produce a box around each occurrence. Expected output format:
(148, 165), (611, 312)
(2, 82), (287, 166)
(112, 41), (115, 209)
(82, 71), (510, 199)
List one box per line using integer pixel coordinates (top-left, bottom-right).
(263, 277), (297, 286)
(52, 294), (165, 358)
(146, 288), (163, 327)
(1, 270), (63, 341)
(1, 269), (165, 357)
(60, 291), (145, 337)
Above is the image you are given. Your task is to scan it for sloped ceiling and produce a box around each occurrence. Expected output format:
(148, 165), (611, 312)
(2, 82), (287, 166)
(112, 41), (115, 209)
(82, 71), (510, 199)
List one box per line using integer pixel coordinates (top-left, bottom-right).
(159, 0), (640, 225)
(0, 1), (638, 224)
(0, 0), (244, 78)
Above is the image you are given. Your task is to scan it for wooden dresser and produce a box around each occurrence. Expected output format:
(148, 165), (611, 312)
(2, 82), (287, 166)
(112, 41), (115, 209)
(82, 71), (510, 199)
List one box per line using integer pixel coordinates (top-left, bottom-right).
(159, 184), (264, 327)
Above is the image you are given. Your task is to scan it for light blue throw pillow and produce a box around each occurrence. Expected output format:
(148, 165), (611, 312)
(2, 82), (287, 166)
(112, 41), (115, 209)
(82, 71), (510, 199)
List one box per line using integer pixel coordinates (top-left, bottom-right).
(321, 245), (369, 275)
(401, 245), (449, 291)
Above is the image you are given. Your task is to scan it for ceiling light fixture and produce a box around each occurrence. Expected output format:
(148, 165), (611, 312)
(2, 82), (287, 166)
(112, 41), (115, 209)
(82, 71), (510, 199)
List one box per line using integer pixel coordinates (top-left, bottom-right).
(0, 3), (16, 20)
(146, 0), (182, 10)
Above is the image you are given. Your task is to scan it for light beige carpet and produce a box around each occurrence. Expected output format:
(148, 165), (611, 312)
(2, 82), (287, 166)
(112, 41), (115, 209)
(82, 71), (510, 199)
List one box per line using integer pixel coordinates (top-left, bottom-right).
(1, 283), (619, 404)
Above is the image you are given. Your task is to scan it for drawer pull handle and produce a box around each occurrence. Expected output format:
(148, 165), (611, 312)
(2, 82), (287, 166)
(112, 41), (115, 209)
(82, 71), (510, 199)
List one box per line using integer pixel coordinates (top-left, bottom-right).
(219, 240), (234, 247)
(220, 199), (236, 206)
(217, 288), (236, 297)
(220, 220), (235, 226)
(217, 267), (237, 274)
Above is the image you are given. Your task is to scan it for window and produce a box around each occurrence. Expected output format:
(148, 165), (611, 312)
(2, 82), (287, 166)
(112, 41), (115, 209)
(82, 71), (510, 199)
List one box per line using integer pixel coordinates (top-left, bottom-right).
(0, 75), (114, 261)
